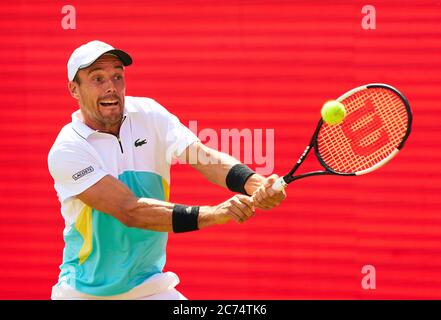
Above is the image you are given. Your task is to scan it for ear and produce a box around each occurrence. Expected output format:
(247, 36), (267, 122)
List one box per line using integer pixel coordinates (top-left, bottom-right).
(68, 81), (80, 99)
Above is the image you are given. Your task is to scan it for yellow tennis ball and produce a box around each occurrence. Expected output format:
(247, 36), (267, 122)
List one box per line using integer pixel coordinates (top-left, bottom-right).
(321, 100), (346, 125)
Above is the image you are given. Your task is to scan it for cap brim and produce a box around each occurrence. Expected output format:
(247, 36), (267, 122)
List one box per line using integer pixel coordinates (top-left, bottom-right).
(106, 49), (133, 66)
(78, 49), (133, 71)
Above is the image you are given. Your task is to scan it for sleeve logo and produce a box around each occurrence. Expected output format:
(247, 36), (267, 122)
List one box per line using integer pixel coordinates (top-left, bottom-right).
(72, 166), (94, 181)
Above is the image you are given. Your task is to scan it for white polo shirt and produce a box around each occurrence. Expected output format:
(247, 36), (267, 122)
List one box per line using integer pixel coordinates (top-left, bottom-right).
(48, 96), (199, 296)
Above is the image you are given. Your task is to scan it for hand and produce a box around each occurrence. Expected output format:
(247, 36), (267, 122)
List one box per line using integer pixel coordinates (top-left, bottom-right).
(252, 174), (286, 210)
(213, 194), (256, 224)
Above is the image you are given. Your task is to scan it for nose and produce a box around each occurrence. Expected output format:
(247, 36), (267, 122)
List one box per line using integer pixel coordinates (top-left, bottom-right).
(105, 79), (117, 94)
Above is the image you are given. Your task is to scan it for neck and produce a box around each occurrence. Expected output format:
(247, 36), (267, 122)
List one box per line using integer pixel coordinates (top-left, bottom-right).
(95, 122), (121, 136)
(80, 111), (122, 136)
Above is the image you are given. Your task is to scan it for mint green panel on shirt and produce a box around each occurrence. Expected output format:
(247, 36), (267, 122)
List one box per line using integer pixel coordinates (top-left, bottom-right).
(59, 171), (169, 296)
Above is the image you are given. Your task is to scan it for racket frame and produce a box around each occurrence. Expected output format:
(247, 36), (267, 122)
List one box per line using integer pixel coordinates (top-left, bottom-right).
(279, 83), (412, 187)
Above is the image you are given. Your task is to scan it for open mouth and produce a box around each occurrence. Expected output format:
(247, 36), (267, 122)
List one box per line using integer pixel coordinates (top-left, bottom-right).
(99, 100), (119, 107)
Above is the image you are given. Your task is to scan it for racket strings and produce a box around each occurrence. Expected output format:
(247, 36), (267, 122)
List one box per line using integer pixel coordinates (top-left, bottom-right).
(317, 88), (409, 173)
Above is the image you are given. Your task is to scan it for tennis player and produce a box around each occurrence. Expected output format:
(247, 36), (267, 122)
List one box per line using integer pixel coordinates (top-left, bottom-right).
(48, 40), (286, 300)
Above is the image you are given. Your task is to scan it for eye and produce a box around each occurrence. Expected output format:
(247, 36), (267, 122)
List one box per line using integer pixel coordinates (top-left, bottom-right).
(93, 77), (103, 82)
(115, 74), (123, 80)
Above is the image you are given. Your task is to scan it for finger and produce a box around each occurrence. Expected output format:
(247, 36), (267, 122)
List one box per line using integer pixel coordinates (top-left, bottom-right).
(264, 184), (281, 198)
(227, 204), (246, 223)
(260, 192), (286, 208)
(280, 189), (287, 200)
(261, 185), (286, 202)
(256, 192), (275, 210)
(232, 197), (255, 220)
(251, 197), (263, 209)
(253, 197), (272, 210)
(264, 174), (279, 188)
(252, 189), (266, 209)
(259, 201), (274, 210)
(257, 187), (277, 206)
(230, 197), (253, 218)
(273, 187), (287, 199)
(235, 195), (255, 212)
(261, 198), (282, 208)
(256, 189), (284, 209)
(231, 198), (254, 219)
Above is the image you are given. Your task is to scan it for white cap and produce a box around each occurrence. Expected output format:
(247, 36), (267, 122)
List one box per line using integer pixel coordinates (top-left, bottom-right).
(67, 40), (132, 81)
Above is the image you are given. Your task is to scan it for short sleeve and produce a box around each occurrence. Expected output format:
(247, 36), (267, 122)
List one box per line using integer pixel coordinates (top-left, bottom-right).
(149, 99), (200, 163)
(48, 143), (107, 202)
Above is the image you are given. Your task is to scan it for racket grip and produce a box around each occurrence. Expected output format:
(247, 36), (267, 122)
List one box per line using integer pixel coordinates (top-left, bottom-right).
(272, 177), (288, 191)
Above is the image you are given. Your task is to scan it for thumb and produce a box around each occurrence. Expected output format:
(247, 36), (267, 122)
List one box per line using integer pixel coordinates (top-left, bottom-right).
(264, 174), (279, 188)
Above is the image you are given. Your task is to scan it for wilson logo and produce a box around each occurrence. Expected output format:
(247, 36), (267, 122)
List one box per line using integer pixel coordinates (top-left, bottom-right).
(72, 166), (94, 181)
(341, 99), (389, 156)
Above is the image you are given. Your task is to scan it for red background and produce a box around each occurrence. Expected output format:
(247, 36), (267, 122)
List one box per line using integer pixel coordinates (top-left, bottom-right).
(0, 0), (440, 299)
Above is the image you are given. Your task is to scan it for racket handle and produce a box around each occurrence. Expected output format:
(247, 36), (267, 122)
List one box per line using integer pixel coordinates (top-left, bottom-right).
(272, 177), (288, 191)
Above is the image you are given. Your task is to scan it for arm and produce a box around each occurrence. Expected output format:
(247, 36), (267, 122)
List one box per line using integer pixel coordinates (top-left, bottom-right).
(179, 141), (286, 209)
(77, 174), (255, 232)
(177, 141), (262, 194)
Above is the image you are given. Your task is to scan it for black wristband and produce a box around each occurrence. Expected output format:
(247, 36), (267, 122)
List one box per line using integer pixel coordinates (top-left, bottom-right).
(225, 164), (256, 196)
(172, 204), (200, 233)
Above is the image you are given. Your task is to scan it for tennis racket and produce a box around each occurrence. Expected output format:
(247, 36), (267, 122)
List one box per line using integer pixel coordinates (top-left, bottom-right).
(272, 83), (412, 191)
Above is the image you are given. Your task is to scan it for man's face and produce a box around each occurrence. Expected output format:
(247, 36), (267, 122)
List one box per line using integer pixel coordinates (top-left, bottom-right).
(69, 54), (126, 133)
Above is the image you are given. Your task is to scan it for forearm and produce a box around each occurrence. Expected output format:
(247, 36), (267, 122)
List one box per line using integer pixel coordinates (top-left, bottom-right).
(125, 198), (173, 231)
(77, 175), (224, 232)
(185, 141), (269, 194)
(126, 198), (223, 232)
(189, 143), (241, 188)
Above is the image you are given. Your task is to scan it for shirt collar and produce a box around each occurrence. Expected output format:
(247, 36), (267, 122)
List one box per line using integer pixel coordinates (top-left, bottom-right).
(71, 109), (128, 139)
